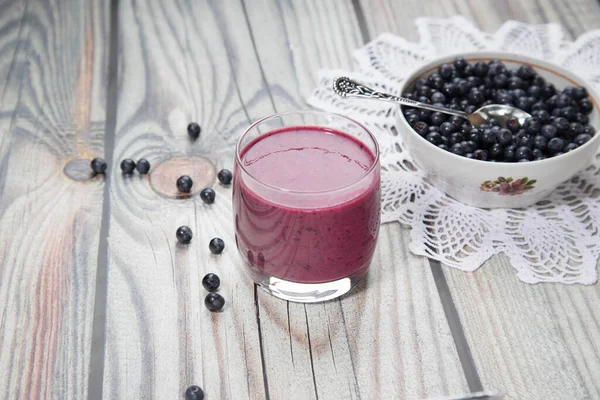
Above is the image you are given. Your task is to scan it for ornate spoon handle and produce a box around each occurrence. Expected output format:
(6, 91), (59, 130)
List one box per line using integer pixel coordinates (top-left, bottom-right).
(333, 76), (467, 118)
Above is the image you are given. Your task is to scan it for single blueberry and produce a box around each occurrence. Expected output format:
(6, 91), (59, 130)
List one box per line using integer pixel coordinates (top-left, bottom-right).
(439, 64), (454, 80)
(473, 149), (488, 161)
(176, 175), (193, 193)
(202, 273), (221, 292)
(518, 135), (535, 149)
(531, 101), (549, 112)
(573, 86), (588, 100)
(430, 112), (446, 126)
(541, 83), (556, 99)
(583, 125), (595, 135)
(468, 89), (485, 105)
(136, 158), (150, 174)
(176, 226), (193, 244)
(515, 146), (533, 161)
(217, 169), (233, 185)
(453, 57), (468, 71)
(516, 65), (535, 80)
(527, 85), (541, 99)
(564, 143), (579, 152)
(463, 140), (478, 153)
(406, 113), (421, 126)
(503, 145), (517, 162)
(556, 94), (573, 108)
(563, 86), (576, 98)
(209, 238), (225, 254)
(450, 142), (465, 156)
(574, 133), (592, 146)
(187, 123), (202, 140)
(496, 129), (513, 147)
(551, 117), (569, 132)
(493, 73), (508, 88)
(91, 158), (107, 174)
(576, 113), (589, 125)
(489, 144), (504, 160)
(533, 110), (551, 124)
(200, 188), (216, 204)
(533, 135), (548, 151)
(568, 122), (584, 138)
(473, 62), (489, 77)
(205, 292), (225, 312)
(515, 96), (534, 112)
(437, 144), (449, 151)
(579, 98), (593, 115)
(426, 132), (443, 145)
(507, 76), (523, 90)
(464, 105), (477, 114)
(442, 83), (459, 97)
(560, 106), (577, 121)
(547, 137), (565, 153)
(512, 88), (526, 99)
(480, 129), (496, 148)
(541, 124), (558, 140)
(523, 118), (541, 135)
(431, 92), (446, 104)
(417, 85), (433, 98)
(505, 117), (521, 133)
(185, 385), (205, 400)
(449, 132), (464, 145)
(440, 122), (457, 136)
(532, 148), (544, 159)
(120, 159), (136, 174)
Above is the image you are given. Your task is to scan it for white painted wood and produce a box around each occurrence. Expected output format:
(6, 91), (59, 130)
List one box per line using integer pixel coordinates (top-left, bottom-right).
(0, 0), (108, 398)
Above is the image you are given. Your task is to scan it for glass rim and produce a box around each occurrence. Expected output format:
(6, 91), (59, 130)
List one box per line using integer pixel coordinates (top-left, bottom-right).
(235, 110), (380, 195)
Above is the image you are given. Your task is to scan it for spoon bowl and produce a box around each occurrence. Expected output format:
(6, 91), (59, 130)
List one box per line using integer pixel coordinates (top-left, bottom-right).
(333, 76), (531, 127)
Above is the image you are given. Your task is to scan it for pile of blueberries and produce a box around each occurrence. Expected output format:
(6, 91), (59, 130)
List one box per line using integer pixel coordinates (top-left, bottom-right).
(402, 57), (596, 162)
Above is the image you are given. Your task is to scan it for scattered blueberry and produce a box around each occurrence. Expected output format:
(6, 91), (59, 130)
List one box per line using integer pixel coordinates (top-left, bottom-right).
(209, 238), (225, 254)
(205, 292), (225, 312)
(217, 169), (233, 185)
(202, 273), (221, 292)
(185, 385), (204, 400)
(120, 159), (136, 174)
(200, 188), (216, 204)
(176, 226), (193, 244)
(187, 123), (201, 140)
(91, 158), (107, 174)
(136, 158), (150, 174)
(177, 175), (193, 193)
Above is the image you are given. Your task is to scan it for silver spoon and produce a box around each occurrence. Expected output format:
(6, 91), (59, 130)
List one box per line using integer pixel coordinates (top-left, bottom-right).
(333, 76), (531, 127)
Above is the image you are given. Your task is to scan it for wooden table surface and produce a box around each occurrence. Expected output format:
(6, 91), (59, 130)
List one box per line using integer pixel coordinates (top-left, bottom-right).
(1, 0), (600, 399)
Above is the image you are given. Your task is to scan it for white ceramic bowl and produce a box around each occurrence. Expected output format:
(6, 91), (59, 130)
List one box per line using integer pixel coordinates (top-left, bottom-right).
(397, 52), (600, 208)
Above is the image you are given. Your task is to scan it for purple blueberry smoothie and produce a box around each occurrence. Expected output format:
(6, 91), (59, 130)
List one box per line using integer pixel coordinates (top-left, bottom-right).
(233, 126), (380, 284)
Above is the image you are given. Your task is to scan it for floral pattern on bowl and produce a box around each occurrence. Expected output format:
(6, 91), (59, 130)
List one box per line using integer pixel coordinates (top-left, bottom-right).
(480, 177), (537, 196)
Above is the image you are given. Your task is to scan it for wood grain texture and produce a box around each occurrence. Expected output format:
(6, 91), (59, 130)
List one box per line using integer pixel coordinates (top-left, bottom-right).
(243, 0), (469, 398)
(0, 0), (108, 399)
(103, 0), (469, 399)
(360, 0), (600, 398)
(102, 1), (265, 399)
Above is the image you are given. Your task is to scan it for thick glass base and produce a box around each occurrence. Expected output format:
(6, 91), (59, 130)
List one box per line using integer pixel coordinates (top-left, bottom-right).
(252, 265), (369, 303)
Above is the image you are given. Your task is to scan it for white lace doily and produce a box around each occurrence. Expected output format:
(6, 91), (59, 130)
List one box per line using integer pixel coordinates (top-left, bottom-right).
(308, 16), (600, 284)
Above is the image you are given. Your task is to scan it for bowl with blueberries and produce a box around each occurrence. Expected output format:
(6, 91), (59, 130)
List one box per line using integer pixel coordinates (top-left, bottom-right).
(397, 52), (600, 208)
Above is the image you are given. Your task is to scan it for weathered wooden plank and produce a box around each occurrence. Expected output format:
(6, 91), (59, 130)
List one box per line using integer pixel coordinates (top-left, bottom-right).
(242, 0), (469, 399)
(0, 0), (108, 398)
(105, 0), (469, 399)
(101, 1), (266, 398)
(360, 0), (600, 398)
